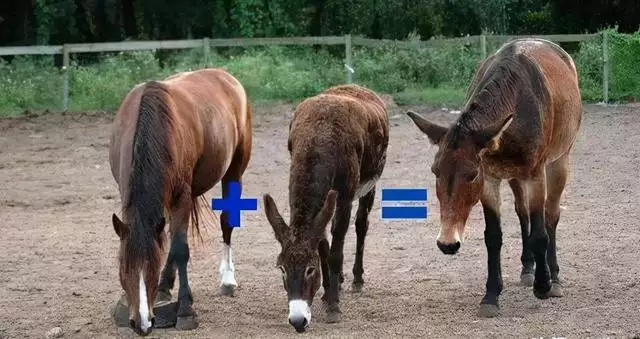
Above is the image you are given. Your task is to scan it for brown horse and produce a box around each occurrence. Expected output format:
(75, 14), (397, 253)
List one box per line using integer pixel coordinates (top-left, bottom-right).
(407, 38), (582, 317)
(109, 68), (252, 335)
(263, 84), (389, 332)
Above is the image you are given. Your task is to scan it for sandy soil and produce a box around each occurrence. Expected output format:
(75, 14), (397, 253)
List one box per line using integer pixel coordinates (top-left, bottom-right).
(1, 102), (640, 339)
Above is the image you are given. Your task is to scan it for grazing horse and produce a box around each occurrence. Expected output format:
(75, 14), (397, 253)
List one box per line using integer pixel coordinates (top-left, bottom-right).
(109, 68), (252, 335)
(407, 38), (582, 317)
(263, 84), (389, 332)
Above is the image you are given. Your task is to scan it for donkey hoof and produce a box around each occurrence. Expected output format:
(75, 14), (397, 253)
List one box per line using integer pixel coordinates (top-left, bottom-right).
(533, 280), (552, 300)
(477, 304), (500, 318)
(176, 315), (199, 331)
(326, 311), (342, 324)
(520, 273), (534, 287)
(220, 284), (236, 297)
(351, 282), (363, 293)
(548, 282), (564, 297)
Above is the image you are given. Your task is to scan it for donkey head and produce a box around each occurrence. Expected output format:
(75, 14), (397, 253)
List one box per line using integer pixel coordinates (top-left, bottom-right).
(262, 190), (337, 333)
(406, 110), (513, 255)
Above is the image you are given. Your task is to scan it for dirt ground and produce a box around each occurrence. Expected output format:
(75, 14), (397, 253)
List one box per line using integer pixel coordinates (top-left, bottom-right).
(1, 102), (640, 339)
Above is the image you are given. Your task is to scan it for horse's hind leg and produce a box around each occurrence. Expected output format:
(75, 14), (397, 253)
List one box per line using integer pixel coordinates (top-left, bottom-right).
(508, 179), (535, 287)
(544, 154), (570, 298)
(351, 187), (375, 293)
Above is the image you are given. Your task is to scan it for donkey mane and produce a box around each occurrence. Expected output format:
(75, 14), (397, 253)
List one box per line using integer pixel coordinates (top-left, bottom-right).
(123, 80), (173, 273)
(446, 47), (548, 149)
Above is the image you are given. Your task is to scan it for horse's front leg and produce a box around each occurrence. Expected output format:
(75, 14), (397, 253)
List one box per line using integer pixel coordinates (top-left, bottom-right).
(170, 191), (198, 330)
(478, 176), (504, 318)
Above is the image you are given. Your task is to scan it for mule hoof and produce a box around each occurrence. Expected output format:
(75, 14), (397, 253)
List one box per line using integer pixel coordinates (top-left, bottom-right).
(477, 304), (500, 318)
(175, 315), (199, 331)
(220, 284), (236, 297)
(326, 311), (342, 324)
(351, 282), (363, 293)
(520, 273), (534, 287)
(533, 280), (552, 300)
(548, 282), (564, 298)
(155, 290), (172, 304)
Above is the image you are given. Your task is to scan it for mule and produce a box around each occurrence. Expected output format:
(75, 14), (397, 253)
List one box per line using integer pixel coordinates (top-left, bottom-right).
(406, 38), (582, 317)
(263, 84), (389, 332)
(109, 68), (252, 335)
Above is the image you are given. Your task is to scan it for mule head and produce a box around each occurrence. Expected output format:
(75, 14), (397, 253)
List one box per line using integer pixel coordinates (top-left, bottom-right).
(406, 110), (513, 255)
(112, 213), (166, 336)
(262, 190), (337, 333)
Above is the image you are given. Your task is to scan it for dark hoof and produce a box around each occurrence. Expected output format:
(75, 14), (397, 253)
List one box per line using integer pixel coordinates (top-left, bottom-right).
(155, 290), (172, 304)
(477, 304), (500, 318)
(520, 273), (534, 287)
(533, 280), (552, 299)
(351, 282), (363, 293)
(175, 315), (199, 331)
(326, 311), (342, 323)
(220, 284), (236, 297)
(548, 282), (564, 297)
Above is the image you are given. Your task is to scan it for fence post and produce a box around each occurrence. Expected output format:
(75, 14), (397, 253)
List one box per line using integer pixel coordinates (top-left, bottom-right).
(62, 45), (70, 112)
(344, 34), (353, 83)
(480, 34), (487, 60)
(602, 31), (610, 104)
(203, 37), (210, 67)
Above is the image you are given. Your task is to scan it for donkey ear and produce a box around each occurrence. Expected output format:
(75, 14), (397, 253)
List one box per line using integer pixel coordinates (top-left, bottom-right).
(406, 110), (448, 145)
(263, 194), (289, 244)
(112, 213), (127, 239)
(312, 190), (338, 241)
(474, 114), (514, 151)
(155, 217), (166, 237)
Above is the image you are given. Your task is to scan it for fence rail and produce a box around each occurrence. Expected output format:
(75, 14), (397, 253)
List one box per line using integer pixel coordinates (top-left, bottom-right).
(0, 33), (610, 110)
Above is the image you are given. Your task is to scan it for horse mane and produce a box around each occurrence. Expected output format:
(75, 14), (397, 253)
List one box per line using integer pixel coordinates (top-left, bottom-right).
(446, 45), (548, 149)
(123, 80), (173, 273)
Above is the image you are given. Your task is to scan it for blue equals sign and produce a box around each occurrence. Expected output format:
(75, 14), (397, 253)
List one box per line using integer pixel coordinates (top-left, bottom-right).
(381, 188), (428, 220)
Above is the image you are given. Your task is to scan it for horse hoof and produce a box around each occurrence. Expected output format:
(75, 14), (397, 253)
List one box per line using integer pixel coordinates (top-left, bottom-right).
(520, 273), (534, 287)
(351, 282), (363, 293)
(548, 282), (564, 297)
(533, 280), (552, 300)
(155, 290), (172, 304)
(477, 304), (500, 318)
(175, 315), (199, 331)
(326, 311), (342, 324)
(220, 284), (236, 297)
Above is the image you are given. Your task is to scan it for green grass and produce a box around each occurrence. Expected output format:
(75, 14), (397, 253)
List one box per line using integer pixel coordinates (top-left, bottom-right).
(0, 29), (638, 116)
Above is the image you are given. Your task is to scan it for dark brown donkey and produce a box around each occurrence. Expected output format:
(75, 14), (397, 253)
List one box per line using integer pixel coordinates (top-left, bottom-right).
(407, 38), (582, 317)
(263, 84), (389, 332)
(109, 68), (252, 335)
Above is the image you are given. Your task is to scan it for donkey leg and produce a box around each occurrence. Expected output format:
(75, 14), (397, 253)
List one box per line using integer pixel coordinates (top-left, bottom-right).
(218, 177), (240, 296)
(526, 170), (552, 299)
(319, 238), (330, 302)
(508, 179), (535, 287)
(543, 155), (570, 298)
(352, 187), (375, 293)
(325, 200), (353, 324)
(478, 176), (504, 318)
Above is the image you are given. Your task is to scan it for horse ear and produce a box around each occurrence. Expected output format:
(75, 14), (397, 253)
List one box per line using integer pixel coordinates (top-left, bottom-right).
(263, 194), (289, 244)
(312, 190), (338, 242)
(112, 213), (127, 239)
(406, 110), (448, 145)
(156, 217), (166, 237)
(474, 114), (514, 151)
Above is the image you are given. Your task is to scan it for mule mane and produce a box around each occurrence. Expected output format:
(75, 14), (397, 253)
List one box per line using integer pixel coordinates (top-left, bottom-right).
(446, 48), (547, 149)
(123, 81), (173, 273)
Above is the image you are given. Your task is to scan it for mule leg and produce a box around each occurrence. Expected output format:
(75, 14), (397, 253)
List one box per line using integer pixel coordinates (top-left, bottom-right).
(544, 154), (570, 298)
(508, 179), (535, 287)
(170, 190), (198, 330)
(325, 200), (353, 324)
(352, 187), (375, 293)
(478, 175), (504, 318)
(526, 170), (552, 299)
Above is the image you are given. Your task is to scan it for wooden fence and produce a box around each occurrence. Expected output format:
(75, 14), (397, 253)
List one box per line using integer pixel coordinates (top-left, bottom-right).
(0, 33), (607, 110)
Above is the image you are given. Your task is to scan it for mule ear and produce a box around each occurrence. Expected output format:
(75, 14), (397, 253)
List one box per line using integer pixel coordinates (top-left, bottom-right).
(474, 114), (514, 151)
(263, 194), (289, 244)
(406, 110), (448, 145)
(155, 217), (166, 237)
(312, 190), (338, 241)
(112, 213), (127, 239)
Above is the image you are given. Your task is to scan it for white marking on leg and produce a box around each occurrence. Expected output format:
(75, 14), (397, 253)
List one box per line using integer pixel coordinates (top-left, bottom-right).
(288, 299), (311, 326)
(219, 243), (237, 288)
(138, 272), (152, 332)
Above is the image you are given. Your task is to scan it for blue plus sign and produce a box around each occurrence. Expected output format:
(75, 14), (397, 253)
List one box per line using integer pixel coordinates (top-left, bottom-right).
(211, 181), (258, 228)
